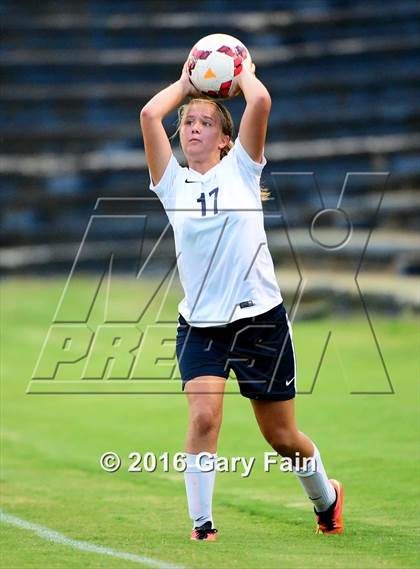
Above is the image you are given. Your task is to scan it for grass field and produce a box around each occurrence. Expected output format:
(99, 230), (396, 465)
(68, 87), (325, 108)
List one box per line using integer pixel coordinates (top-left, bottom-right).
(1, 277), (419, 568)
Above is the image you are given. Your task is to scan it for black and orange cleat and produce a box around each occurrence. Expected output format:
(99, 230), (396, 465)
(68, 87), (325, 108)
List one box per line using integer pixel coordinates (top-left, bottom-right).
(315, 479), (344, 534)
(190, 521), (218, 541)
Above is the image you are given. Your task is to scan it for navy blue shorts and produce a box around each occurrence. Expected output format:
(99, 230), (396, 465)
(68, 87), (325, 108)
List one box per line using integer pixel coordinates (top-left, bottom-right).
(176, 303), (296, 401)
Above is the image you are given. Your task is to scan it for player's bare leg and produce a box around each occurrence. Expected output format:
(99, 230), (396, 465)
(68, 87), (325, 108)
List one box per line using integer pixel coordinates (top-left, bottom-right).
(251, 398), (344, 533)
(185, 375), (225, 453)
(251, 398), (313, 458)
(183, 375), (225, 540)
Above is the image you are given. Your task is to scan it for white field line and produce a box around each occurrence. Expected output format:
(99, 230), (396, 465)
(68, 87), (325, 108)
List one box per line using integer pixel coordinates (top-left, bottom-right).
(0, 510), (186, 569)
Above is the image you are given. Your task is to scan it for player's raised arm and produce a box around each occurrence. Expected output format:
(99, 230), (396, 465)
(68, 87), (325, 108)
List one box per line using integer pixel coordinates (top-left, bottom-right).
(236, 65), (271, 163)
(140, 63), (200, 185)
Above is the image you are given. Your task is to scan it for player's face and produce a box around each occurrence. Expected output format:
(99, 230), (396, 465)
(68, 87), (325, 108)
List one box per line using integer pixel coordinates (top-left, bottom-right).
(180, 103), (229, 163)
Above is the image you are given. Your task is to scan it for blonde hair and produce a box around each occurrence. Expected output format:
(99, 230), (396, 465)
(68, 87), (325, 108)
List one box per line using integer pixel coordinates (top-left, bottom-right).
(174, 98), (270, 201)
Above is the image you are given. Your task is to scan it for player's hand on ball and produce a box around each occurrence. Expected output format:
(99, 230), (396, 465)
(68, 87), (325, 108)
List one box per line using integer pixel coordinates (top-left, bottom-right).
(234, 62), (256, 98)
(180, 61), (201, 98)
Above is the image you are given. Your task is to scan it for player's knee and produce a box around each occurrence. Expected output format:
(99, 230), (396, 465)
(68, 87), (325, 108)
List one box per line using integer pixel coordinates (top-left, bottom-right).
(264, 427), (297, 456)
(190, 408), (220, 437)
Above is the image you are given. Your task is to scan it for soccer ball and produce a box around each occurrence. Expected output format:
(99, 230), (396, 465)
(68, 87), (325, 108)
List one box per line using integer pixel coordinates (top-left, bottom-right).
(187, 33), (252, 98)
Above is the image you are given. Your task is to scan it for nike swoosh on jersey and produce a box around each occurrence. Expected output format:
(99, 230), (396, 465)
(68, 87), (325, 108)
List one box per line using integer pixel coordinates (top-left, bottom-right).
(285, 377), (295, 386)
(185, 179), (200, 183)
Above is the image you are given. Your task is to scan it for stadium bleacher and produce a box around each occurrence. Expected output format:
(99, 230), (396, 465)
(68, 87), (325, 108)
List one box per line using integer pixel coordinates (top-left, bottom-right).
(1, 0), (419, 289)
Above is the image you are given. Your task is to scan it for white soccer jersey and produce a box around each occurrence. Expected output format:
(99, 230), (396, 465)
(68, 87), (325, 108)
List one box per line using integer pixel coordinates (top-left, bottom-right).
(149, 136), (283, 327)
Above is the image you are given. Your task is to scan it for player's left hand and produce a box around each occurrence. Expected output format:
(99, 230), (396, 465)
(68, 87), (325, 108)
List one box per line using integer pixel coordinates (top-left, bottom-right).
(234, 62), (256, 98)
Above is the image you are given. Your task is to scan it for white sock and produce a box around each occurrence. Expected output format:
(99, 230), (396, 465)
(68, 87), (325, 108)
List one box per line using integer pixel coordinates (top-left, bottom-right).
(293, 445), (336, 512)
(184, 452), (216, 529)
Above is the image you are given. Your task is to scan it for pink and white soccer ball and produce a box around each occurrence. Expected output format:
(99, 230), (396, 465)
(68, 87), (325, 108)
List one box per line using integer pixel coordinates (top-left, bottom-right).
(187, 33), (253, 98)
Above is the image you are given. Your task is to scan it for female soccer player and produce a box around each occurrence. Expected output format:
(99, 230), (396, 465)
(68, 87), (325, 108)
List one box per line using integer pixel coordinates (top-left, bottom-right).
(140, 61), (343, 540)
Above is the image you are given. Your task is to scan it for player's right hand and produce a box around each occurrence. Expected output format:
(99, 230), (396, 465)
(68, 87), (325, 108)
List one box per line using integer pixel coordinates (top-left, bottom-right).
(180, 61), (201, 98)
